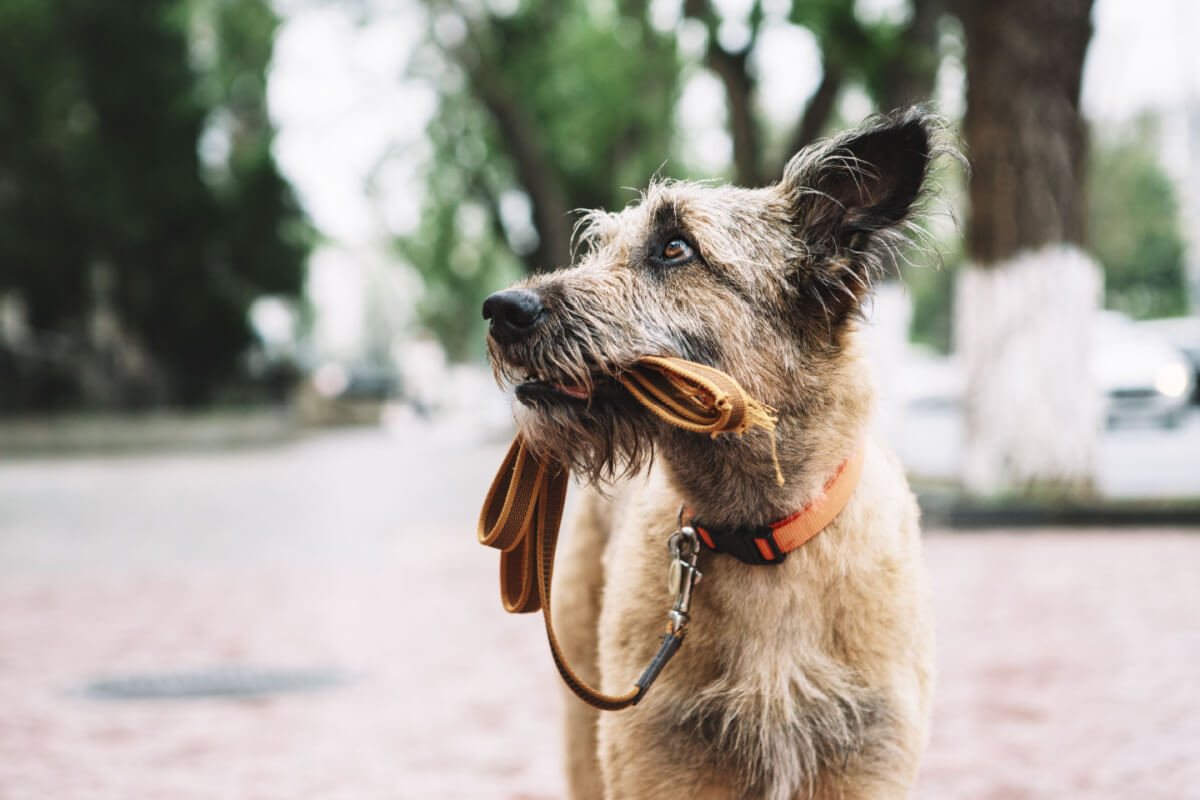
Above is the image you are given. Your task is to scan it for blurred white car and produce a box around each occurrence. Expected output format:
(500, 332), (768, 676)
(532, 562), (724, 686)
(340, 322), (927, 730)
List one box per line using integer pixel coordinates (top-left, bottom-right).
(1092, 311), (1194, 428)
(901, 311), (1194, 429)
(1137, 315), (1200, 405)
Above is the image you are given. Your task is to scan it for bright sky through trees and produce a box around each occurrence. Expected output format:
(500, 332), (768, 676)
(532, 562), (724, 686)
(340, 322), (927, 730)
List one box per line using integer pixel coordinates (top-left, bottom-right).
(266, 0), (1200, 356)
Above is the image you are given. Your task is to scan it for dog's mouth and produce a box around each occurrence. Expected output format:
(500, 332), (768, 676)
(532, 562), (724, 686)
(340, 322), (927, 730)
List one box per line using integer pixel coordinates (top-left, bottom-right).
(512, 368), (607, 404)
(493, 356), (660, 481)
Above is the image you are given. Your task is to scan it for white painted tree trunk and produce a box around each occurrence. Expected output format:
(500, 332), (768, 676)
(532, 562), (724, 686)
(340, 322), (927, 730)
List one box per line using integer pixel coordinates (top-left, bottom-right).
(955, 245), (1103, 494)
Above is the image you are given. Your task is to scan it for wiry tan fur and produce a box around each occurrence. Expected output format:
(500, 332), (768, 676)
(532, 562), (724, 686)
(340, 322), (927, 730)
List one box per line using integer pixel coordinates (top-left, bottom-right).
(485, 109), (951, 799)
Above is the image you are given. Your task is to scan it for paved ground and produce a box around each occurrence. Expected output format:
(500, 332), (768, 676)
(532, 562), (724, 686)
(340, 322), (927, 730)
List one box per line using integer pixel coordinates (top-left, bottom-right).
(0, 427), (1197, 799)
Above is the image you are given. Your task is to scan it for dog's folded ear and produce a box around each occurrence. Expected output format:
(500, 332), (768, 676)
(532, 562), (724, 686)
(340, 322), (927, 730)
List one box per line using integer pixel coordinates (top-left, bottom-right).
(780, 108), (935, 252)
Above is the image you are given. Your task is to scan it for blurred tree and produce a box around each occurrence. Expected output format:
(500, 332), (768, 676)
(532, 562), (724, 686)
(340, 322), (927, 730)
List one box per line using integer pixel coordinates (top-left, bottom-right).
(404, 0), (944, 360)
(1089, 122), (1189, 320)
(683, 0), (945, 186)
(952, 0), (1099, 495)
(404, 0), (682, 359)
(907, 115), (1192, 355)
(0, 0), (309, 409)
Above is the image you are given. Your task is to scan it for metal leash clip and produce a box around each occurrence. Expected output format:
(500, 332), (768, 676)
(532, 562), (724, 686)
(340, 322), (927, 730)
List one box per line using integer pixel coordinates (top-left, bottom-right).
(666, 518), (703, 634)
(631, 512), (705, 701)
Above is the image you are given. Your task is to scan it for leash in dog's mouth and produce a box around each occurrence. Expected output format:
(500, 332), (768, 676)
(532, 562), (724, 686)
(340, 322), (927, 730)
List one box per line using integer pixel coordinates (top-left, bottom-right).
(477, 356), (862, 711)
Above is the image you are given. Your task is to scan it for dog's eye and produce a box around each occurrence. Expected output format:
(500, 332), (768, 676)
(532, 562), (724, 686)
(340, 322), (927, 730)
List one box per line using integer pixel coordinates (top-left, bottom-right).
(661, 238), (693, 263)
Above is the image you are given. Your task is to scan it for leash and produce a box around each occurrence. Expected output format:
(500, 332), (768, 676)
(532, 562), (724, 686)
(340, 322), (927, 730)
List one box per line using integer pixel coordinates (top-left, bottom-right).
(477, 356), (779, 710)
(478, 356), (867, 710)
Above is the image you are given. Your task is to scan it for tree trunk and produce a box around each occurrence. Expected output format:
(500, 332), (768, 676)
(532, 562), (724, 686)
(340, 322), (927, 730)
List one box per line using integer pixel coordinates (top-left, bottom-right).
(473, 73), (574, 273)
(955, 0), (1099, 495)
(881, 0), (944, 111)
(705, 44), (761, 187)
(782, 61), (841, 163)
(683, 0), (762, 186)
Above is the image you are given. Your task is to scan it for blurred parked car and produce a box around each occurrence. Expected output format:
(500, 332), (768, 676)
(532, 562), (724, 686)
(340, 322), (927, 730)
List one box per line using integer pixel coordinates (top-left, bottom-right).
(1137, 315), (1200, 404)
(1092, 311), (1194, 428)
(901, 311), (1194, 429)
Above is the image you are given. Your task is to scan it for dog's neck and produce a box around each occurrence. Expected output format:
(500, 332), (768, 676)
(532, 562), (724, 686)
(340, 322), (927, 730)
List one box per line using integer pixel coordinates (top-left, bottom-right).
(659, 352), (873, 529)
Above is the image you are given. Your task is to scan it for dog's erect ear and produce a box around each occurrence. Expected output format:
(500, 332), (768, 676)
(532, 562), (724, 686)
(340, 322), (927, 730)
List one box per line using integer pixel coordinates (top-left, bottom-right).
(777, 109), (935, 319)
(777, 108), (936, 326)
(780, 109), (933, 252)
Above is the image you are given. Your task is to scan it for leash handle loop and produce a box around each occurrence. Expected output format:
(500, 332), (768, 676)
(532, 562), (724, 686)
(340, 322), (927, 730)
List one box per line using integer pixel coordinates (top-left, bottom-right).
(479, 435), (641, 710)
(617, 356), (757, 434)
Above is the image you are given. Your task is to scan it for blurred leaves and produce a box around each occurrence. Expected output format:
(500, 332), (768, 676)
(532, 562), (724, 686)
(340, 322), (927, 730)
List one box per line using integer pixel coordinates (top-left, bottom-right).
(906, 118), (1192, 352)
(1089, 120), (1189, 320)
(0, 0), (310, 407)
(403, 0), (684, 360)
(396, 0), (1187, 365)
(403, 0), (941, 361)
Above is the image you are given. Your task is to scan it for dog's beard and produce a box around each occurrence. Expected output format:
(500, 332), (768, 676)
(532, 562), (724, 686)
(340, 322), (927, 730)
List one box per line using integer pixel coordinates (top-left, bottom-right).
(511, 382), (659, 484)
(488, 327), (665, 484)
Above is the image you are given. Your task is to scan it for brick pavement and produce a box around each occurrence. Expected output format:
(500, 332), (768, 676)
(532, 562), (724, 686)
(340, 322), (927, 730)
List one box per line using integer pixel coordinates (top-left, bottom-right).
(0, 432), (1197, 798)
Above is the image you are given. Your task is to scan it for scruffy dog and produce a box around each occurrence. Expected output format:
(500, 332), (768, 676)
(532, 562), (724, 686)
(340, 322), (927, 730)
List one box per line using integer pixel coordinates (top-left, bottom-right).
(483, 108), (947, 800)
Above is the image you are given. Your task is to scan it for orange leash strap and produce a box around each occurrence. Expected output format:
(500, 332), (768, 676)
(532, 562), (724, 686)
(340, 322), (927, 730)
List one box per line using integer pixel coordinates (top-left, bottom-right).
(620, 356), (784, 485)
(479, 435), (643, 709)
(477, 357), (779, 710)
(619, 356), (763, 435)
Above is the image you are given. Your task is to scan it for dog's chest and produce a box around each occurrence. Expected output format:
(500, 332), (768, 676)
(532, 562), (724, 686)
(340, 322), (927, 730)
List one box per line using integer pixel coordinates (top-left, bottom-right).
(594, 476), (884, 782)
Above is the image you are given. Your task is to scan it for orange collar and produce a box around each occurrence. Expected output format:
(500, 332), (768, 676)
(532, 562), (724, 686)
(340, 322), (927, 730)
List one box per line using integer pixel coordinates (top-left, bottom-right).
(689, 443), (866, 564)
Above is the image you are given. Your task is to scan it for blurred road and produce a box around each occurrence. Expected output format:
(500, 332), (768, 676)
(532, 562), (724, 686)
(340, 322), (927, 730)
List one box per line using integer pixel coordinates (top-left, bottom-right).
(1, 426), (1198, 798)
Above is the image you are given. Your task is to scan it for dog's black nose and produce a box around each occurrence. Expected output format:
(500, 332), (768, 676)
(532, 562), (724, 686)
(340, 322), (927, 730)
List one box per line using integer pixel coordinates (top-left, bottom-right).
(482, 289), (544, 345)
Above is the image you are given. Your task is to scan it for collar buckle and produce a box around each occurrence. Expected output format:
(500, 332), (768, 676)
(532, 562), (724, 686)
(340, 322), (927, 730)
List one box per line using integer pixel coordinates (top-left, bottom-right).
(693, 522), (788, 565)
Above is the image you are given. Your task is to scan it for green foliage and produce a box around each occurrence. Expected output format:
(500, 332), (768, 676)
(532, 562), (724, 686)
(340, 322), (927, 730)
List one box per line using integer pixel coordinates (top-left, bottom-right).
(403, 0), (944, 361)
(790, 0), (936, 111)
(397, 91), (524, 362)
(906, 154), (967, 355)
(1088, 123), (1189, 320)
(0, 0), (309, 407)
(905, 120), (1191, 353)
(402, 0), (683, 361)
(467, 2), (681, 212)
(906, 249), (959, 354)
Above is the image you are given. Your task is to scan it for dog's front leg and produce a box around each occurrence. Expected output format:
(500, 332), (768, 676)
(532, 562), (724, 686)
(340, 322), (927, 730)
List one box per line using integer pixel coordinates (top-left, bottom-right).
(600, 709), (919, 800)
(597, 711), (739, 800)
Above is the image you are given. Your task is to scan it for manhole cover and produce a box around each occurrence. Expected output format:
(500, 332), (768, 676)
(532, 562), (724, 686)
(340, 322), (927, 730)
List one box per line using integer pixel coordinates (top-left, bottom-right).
(79, 666), (351, 700)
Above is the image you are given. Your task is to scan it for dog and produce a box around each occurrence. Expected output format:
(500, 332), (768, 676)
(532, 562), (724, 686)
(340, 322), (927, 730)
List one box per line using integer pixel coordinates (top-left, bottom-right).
(482, 108), (947, 800)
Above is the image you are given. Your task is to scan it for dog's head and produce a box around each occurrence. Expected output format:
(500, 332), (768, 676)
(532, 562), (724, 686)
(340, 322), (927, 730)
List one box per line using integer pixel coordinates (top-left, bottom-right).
(484, 108), (947, 482)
